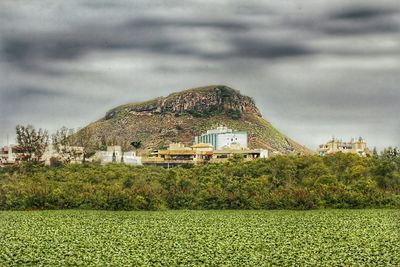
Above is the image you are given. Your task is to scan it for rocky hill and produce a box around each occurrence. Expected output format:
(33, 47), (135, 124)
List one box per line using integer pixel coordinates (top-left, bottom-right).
(79, 85), (311, 155)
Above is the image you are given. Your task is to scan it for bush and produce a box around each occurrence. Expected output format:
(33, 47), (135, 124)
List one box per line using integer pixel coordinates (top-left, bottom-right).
(0, 152), (399, 210)
(226, 109), (241, 120)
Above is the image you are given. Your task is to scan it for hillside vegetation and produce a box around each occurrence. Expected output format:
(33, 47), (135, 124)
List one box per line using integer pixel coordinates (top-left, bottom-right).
(78, 85), (311, 154)
(0, 151), (399, 210)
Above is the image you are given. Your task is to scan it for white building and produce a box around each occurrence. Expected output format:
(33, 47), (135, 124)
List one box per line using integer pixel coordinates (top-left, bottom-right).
(194, 126), (248, 150)
(259, 149), (269, 158)
(123, 151), (142, 165)
(318, 137), (370, 157)
(0, 144), (16, 165)
(94, 146), (142, 165)
(100, 146), (123, 163)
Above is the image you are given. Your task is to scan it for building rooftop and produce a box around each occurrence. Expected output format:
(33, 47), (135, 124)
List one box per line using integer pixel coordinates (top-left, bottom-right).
(205, 126), (230, 134)
(191, 143), (213, 149)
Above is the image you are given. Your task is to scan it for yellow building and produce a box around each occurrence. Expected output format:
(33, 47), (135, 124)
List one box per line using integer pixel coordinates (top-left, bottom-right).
(143, 143), (268, 167)
(318, 137), (370, 157)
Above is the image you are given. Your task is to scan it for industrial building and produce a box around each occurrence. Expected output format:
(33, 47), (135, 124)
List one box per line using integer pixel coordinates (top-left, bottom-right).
(194, 126), (247, 150)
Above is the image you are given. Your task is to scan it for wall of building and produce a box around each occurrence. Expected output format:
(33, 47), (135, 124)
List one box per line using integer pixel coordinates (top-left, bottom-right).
(124, 152), (142, 165)
(95, 146), (142, 165)
(195, 127), (248, 150)
(216, 133), (247, 150)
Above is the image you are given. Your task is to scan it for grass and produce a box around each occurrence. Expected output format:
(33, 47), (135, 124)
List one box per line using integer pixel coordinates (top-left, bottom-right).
(1, 209), (398, 266)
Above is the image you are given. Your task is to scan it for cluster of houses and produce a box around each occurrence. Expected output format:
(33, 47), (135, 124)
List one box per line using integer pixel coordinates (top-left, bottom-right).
(91, 126), (268, 167)
(0, 126), (268, 167)
(317, 137), (371, 157)
(1, 126), (373, 168)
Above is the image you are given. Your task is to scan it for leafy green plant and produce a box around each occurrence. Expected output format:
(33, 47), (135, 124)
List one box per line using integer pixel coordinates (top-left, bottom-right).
(0, 210), (398, 266)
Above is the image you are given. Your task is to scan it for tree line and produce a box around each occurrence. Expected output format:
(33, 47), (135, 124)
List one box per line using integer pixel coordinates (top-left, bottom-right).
(9, 125), (141, 164)
(11, 125), (91, 163)
(0, 150), (399, 210)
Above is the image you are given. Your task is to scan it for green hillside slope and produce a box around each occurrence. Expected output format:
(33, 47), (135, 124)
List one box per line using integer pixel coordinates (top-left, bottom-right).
(79, 85), (311, 154)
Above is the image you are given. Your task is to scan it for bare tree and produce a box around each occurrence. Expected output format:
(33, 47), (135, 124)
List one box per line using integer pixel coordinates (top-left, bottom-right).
(74, 127), (95, 163)
(16, 125), (49, 162)
(52, 127), (78, 163)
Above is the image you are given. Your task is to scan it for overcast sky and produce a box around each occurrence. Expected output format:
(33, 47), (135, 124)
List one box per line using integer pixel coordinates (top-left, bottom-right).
(0, 0), (399, 151)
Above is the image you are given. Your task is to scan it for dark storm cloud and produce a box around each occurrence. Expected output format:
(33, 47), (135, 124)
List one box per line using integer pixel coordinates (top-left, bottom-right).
(322, 18), (400, 36)
(285, 5), (400, 37)
(2, 30), (140, 64)
(2, 14), (313, 73)
(332, 7), (396, 20)
(326, 6), (400, 35)
(1, 13), (252, 66)
(3, 37), (80, 63)
(2, 18), (226, 68)
(123, 17), (249, 31)
(230, 38), (313, 59)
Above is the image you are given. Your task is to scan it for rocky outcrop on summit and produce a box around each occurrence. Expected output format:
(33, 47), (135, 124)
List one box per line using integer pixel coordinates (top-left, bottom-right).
(105, 85), (261, 120)
(81, 85), (311, 155)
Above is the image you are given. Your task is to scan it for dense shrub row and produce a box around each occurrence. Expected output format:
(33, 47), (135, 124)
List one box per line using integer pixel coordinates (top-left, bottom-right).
(0, 151), (399, 210)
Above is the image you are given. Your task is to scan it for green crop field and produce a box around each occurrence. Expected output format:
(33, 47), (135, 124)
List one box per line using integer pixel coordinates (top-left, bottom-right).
(0, 210), (399, 266)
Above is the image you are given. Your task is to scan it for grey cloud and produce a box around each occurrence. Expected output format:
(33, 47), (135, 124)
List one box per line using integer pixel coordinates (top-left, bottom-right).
(123, 17), (249, 31)
(2, 32), (135, 64)
(325, 5), (400, 35)
(123, 17), (315, 60)
(230, 38), (313, 59)
(7, 3), (397, 76)
(2, 15), (312, 73)
(322, 18), (400, 36)
(3, 87), (67, 100)
(2, 20), (208, 68)
(0, 0), (399, 150)
(283, 5), (400, 37)
(82, 1), (127, 10)
(0, 85), (111, 138)
(332, 6), (397, 20)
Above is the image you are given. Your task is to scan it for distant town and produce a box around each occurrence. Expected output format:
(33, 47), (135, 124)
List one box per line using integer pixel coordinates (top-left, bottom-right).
(0, 125), (373, 168)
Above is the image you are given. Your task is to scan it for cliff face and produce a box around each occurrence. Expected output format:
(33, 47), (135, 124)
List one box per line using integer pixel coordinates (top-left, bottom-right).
(81, 85), (311, 155)
(105, 85), (261, 120)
